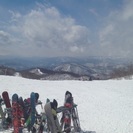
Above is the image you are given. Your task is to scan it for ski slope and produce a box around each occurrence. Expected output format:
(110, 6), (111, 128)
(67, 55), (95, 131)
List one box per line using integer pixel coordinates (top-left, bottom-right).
(0, 75), (133, 133)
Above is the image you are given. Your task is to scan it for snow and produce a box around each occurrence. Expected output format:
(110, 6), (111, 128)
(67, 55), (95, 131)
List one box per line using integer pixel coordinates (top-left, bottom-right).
(0, 75), (133, 133)
(30, 68), (44, 75)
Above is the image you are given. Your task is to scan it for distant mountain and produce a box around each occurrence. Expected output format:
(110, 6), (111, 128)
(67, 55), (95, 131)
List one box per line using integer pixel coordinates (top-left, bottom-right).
(17, 68), (91, 80)
(0, 56), (131, 80)
(54, 63), (96, 76)
(0, 66), (16, 75)
(0, 56), (130, 70)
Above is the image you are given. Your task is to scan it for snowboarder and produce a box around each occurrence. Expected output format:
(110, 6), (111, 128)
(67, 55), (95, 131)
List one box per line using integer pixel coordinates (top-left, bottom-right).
(44, 99), (62, 133)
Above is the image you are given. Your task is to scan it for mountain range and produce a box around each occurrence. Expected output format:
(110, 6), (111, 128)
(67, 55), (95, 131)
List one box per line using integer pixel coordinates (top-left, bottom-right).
(0, 56), (131, 80)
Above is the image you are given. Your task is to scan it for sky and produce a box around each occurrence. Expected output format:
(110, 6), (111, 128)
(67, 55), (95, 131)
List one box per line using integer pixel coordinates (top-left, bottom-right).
(0, 75), (133, 133)
(0, 0), (133, 59)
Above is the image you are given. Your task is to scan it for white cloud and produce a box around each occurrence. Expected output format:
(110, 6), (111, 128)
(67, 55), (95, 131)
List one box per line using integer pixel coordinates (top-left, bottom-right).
(0, 31), (11, 45)
(99, 0), (133, 58)
(1, 1), (133, 59)
(89, 8), (99, 17)
(122, 0), (133, 20)
(9, 10), (21, 22)
(0, 5), (90, 57)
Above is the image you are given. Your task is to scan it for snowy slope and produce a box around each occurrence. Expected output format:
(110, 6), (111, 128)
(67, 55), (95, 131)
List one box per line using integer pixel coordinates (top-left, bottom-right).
(0, 75), (133, 133)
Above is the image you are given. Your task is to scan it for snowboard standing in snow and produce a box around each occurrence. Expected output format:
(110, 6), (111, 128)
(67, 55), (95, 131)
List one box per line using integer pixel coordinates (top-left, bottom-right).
(12, 93), (24, 133)
(0, 96), (4, 119)
(0, 96), (5, 130)
(30, 92), (36, 132)
(60, 91), (72, 132)
(2, 91), (12, 129)
(59, 91), (81, 132)
(31, 92), (47, 133)
(35, 99), (47, 133)
(2, 91), (11, 108)
(18, 97), (25, 128)
(58, 91), (96, 133)
(23, 92), (41, 132)
(44, 99), (62, 133)
(71, 103), (81, 132)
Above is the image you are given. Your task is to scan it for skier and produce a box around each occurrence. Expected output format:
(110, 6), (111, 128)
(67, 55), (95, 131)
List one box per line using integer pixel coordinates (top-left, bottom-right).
(44, 99), (62, 133)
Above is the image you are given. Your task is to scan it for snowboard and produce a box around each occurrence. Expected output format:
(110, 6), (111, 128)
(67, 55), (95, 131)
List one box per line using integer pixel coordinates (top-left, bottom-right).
(71, 105), (81, 132)
(35, 92), (39, 103)
(23, 97), (31, 126)
(30, 92), (36, 126)
(60, 91), (82, 132)
(0, 96), (6, 130)
(0, 96), (5, 120)
(2, 91), (12, 129)
(30, 92), (36, 132)
(18, 97), (25, 127)
(12, 93), (24, 133)
(60, 91), (74, 132)
(2, 91), (11, 108)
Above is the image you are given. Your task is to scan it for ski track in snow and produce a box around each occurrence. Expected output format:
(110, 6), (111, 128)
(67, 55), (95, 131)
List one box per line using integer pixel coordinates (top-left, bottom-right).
(0, 75), (133, 133)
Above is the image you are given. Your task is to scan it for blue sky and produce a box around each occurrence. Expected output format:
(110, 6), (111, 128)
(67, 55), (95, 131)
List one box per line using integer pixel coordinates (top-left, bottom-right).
(0, 0), (133, 58)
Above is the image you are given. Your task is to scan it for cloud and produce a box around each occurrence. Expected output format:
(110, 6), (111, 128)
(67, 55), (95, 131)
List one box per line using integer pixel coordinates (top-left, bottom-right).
(9, 10), (21, 22)
(99, 0), (133, 58)
(1, 1), (133, 59)
(0, 31), (10, 44)
(0, 5), (90, 57)
(89, 8), (99, 17)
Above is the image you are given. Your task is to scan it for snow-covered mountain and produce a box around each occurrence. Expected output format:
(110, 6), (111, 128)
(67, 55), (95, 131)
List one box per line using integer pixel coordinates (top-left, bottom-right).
(19, 67), (92, 80)
(54, 63), (95, 76)
(0, 75), (133, 133)
(29, 68), (44, 75)
(0, 56), (131, 80)
(0, 56), (129, 70)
